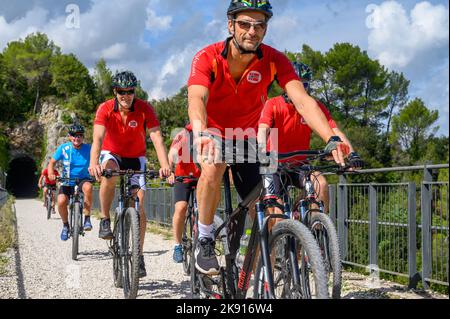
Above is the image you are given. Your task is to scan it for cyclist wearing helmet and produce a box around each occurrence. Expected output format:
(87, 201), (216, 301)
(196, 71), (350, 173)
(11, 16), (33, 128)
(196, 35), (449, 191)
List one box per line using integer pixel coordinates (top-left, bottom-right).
(89, 70), (171, 278)
(258, 61), (364, 214)
(48, 124), (93, 241)
(188, 0), (349, 275)
(38, 157), (59, 211)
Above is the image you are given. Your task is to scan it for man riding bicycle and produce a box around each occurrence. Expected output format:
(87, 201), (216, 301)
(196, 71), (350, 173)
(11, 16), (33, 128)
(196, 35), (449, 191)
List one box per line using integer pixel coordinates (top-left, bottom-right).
(257, 61), (364, 213)
(48, 124), (94, 241)
(188, 0), (349, 275)
(89, 71), (171, 278)
(38, 161), (59, 211)
(167, 125), (201, 263)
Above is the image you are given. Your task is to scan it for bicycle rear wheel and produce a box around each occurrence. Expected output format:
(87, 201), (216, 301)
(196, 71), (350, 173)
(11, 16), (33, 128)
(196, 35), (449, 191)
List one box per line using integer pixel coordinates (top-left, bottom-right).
(182, 211), (193, 276)
(120, 207), (140, 299)
(309, 212), (342, 299)
(71, 202), (81, 260)
(46, 192), (52, 220)
(253, 220), (328, 299)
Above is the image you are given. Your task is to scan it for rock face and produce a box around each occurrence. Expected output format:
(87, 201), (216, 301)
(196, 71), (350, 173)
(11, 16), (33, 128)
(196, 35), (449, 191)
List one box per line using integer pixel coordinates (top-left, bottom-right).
(6, 99), (69, 168)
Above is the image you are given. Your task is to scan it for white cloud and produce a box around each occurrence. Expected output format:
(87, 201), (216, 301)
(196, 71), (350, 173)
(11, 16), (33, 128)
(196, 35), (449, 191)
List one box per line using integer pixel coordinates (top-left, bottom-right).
(366, 1), (449, 68)
(95, 43), (127, 60)
(145, 8), (172, 32)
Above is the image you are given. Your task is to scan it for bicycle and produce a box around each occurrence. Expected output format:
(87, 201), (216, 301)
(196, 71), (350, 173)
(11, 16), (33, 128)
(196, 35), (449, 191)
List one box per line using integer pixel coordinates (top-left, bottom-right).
(270, 150), (354, 299)
(102, 169), (157, 299)
(57, 177), (88, 260)
(189, 164), (328, 299)
(174, 175), (199, 276)
(44, 184), (56, 220)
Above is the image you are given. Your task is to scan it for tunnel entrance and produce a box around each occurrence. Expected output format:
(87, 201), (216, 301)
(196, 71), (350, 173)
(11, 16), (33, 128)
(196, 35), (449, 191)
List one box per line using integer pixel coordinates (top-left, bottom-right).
(6, 156), (39, 198)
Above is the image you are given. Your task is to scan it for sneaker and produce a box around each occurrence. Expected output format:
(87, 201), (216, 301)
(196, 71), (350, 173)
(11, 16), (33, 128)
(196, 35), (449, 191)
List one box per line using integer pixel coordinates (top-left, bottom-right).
(60, 225), (70, 241)
(83, 218), (92, 231)
(52, 207), (56, 214)
(99, 218), (113, 240)
(194, 237), (220, 275)
(138, 255), (147, 278)
(173, 244), (183, 263)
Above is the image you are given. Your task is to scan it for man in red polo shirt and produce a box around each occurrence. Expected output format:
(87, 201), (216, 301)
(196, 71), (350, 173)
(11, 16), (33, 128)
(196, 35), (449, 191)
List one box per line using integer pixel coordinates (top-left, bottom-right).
(188, 0), (349, 275)
(89, 71), (171, 278)
(167, 125), (201, 263)
(38, 164), (59, 211)
(258, 62), (364, 215)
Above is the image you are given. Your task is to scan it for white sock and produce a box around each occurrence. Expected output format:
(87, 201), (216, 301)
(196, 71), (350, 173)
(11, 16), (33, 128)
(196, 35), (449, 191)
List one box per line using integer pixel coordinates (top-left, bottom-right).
(198, 222), (215, 240)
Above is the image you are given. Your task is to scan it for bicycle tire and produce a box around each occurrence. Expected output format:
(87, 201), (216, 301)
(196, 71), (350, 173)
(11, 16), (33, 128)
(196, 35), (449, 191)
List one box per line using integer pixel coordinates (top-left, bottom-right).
(71, 202), (81, 260)
(189, 231), (201, 299)
(182, 211), (193, 276)
(121, 207), (140, 299)
(310, 213), (342, 299)
(46, 192), (52, 220)
(253, 219), (328, 299)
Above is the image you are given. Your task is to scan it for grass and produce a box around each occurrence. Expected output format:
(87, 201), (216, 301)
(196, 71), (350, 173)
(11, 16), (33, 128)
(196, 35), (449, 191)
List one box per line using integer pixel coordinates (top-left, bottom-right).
(0, 196), (16, 275)
(0, 196), (16, 254)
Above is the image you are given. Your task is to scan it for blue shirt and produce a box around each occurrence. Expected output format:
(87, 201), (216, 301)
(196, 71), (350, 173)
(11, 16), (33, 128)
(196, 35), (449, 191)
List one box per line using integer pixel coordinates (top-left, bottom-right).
(53, 143), (91, 186)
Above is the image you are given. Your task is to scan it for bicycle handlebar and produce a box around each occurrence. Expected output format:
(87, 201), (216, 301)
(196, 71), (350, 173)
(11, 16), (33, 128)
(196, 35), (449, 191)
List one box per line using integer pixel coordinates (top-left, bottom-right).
(101, 169), (159, 179)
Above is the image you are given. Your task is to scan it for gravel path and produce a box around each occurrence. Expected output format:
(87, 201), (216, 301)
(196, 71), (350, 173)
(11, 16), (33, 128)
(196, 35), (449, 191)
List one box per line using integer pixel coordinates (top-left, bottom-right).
(0, 199), (190, 299)
(0, 199), (447, 299)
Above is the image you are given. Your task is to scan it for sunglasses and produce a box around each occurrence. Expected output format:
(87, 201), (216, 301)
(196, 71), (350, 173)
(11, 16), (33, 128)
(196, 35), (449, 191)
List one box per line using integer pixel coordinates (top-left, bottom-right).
(234, 19), (267, 32)
(116, 89), (135, 96)
(71, 134), (84, 138)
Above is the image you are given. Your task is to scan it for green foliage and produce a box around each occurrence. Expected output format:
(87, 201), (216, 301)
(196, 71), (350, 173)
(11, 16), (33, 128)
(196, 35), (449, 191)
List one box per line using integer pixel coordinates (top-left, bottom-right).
(0, 134), (9, 171)
(93, 58), (113, 102)
(50, 53), (94, 99)
(0, 196), (16, 254)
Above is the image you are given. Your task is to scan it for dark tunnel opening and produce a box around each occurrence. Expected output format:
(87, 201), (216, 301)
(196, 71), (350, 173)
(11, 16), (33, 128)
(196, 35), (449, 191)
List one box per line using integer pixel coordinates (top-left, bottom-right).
(6, 156), (39, 198)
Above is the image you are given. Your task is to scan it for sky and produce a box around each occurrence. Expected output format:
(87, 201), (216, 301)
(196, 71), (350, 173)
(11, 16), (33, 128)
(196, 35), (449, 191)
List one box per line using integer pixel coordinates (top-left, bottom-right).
(0, 0), (448, 136)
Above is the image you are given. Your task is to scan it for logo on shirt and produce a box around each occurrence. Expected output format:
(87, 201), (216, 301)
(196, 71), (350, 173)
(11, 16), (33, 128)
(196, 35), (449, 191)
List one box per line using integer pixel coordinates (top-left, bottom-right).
(247, 71), (262, 84)
(129, 120), (138, 128)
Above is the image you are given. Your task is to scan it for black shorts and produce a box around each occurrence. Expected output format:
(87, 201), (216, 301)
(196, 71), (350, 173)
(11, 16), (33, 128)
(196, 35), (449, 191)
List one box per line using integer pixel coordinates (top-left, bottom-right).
(173, 180), (197, 203)
(45, 184), (57, 191)
(262, 171), (306, 198)
(58, 179), (92, 197)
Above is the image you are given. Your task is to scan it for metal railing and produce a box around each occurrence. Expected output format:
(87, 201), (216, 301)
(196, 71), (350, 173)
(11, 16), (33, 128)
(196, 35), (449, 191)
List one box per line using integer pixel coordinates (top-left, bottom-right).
(0, 187), (8, 208)
(91, 163), (449, 292)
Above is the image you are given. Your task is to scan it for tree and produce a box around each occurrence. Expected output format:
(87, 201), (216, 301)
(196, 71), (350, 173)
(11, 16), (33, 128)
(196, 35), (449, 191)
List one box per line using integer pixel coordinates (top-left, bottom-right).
(50, 53), (94, 100)
(2, 33), (60, 114)
(93, 58), (113, 103)
(390, 98), (439, 163)
(384, 71), (410, 141)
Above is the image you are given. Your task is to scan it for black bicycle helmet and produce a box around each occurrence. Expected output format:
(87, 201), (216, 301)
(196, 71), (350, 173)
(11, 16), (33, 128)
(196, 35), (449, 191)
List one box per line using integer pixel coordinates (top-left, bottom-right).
(68, 124), (85, 136)
(227, 0), (273, 19)
(111, 71), (138, 89)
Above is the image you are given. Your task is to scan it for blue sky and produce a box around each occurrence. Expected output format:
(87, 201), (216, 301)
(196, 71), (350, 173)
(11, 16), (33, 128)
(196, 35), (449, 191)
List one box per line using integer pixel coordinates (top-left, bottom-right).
(0, 0), (448, 136)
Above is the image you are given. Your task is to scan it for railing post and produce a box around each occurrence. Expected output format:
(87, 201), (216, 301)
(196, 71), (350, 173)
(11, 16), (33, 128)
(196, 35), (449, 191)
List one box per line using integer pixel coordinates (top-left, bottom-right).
(369, 184), (378, 273)
(338, 175), (348, 260)
(329, 184), (337, 225)
(421, 166), (433, 290)
(407, 182), (420, 289)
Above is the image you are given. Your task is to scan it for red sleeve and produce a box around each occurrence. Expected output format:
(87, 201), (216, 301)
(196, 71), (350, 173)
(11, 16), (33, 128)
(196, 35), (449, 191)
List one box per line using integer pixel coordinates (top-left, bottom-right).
(143, 102), (160, 129)
(258, 99), (276, 127)
(272, 50), (300, 89)
(187, 48), (213, 89)
(317, 101), (337, 129)
(42, 168), (48, 176)
(54, 170), (59, 177)
(94, 102), (109, 127)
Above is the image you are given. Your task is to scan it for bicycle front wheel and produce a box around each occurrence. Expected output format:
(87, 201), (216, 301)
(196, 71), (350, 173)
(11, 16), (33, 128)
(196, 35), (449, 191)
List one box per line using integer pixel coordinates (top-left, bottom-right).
(46, 192), (52, 220)
(121, 207), (140, 299)
(253, 220), (328, 299)
(71, 202), (81, 260)
(310, 212), (342, 299)
(182, 212), (193, 276)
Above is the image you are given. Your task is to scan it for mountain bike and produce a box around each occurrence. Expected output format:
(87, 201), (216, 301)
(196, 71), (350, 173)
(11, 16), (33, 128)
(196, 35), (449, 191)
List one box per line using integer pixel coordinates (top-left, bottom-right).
(189, 165), (329, 299)
(272, 150), (354, 298)
(57, 177), (89, 260)
(44, 184), (56, 220)
(102, 169), (157, 299)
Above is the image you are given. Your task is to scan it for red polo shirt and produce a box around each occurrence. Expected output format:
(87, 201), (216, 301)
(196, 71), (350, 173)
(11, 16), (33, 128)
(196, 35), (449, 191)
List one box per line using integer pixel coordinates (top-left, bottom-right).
(188, 37), (299, 139)
(42, 168), (59, 185)
(259, 96), (337, 162)
(170, 128), (201, 182)
(94, 98), (160, 158)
